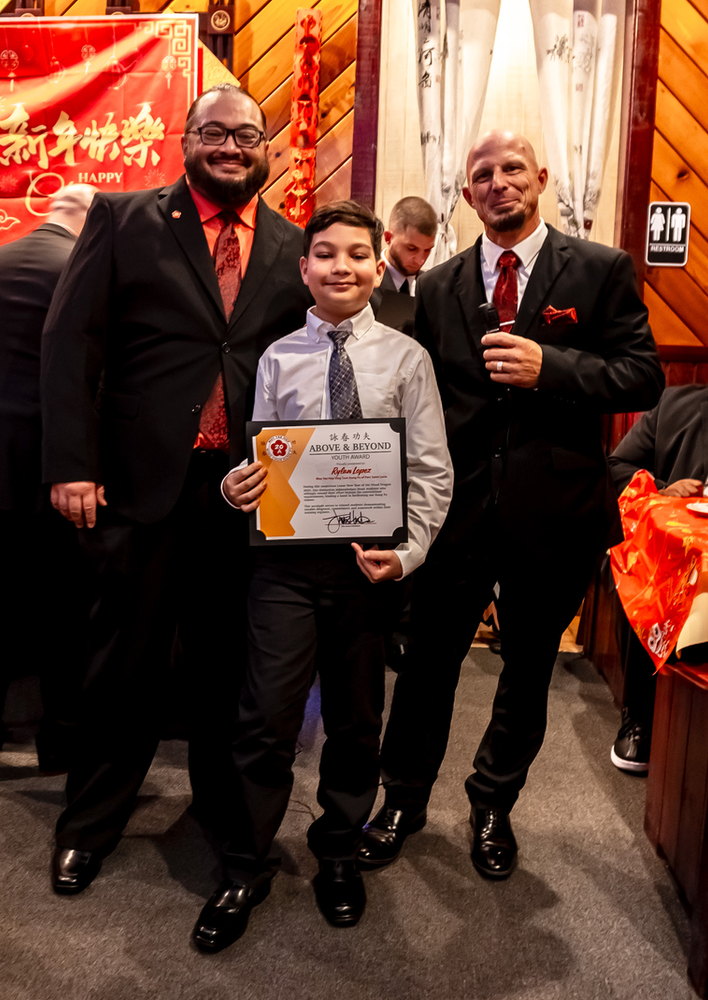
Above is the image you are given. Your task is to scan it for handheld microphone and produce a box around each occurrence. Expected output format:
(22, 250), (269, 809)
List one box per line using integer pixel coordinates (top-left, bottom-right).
(478, 302), (501, 334)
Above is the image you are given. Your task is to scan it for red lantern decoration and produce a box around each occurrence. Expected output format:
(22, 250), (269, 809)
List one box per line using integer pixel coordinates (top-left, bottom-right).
(284, 8), (322, 228)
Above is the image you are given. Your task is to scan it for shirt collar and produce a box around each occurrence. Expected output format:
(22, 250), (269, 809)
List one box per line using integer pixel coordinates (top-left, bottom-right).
(482, 219), (548, 272)
(306, 303), (375, 343)
(188, 184), (259, 230)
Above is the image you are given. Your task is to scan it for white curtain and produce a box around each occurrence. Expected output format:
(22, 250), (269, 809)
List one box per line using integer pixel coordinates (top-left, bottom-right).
(414, 0), (501, 265)
(528, 0), (624, 238)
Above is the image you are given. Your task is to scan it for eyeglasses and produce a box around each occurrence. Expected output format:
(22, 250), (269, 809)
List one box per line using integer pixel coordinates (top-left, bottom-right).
(188, 125), (266, 148)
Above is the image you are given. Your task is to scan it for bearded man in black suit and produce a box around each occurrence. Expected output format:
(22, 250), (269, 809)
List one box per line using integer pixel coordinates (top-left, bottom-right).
(41, 85), (311, 896)
(0, 184), (94, 771)
(370, 196), (437, 335)
(360, 131), (664, 879)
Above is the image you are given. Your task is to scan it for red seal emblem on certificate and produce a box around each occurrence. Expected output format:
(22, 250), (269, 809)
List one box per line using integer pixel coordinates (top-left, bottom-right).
(265, 434), (293, 462)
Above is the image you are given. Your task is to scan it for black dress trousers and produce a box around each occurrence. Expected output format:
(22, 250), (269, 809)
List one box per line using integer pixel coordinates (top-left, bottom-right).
(381, 508), (599, 815)
(223, 547), (394, 882)
(56, 449), (248, 852)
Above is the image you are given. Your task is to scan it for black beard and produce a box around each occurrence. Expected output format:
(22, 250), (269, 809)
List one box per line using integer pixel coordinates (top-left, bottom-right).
(186, 153), (270, 206)
(490, 208), (526, 233)
(388, 245), (418, 277)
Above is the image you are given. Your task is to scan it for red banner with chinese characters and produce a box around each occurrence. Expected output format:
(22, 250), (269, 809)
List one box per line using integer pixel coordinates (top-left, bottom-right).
(611, 470), (708, 669)
(0, 15), (200, 244)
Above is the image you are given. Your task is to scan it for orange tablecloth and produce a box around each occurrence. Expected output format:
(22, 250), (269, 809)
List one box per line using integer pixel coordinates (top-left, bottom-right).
(611, 470), (708, 669)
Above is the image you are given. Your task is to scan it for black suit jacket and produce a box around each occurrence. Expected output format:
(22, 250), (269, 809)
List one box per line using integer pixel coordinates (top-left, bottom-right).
(41, 177), (311, 523)
(415, 224), (665, 561)
(609, 385), (708, 493)
(370, 266), (416, 336)
(0, 223), (77, 512)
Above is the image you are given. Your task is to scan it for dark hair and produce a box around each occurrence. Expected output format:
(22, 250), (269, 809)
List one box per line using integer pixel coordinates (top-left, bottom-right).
(303, 200), (384, 258)
(184, 84), (267, 134)
(389, 196), (438, 238)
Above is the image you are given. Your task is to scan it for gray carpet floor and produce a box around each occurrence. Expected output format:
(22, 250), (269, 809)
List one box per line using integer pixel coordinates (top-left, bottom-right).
(0, 649), (696, 1000)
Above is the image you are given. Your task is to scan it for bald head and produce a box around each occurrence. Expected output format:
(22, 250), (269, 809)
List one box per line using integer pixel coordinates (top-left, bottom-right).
(462, 131), (548, 247)
(49, 184), (96, 237)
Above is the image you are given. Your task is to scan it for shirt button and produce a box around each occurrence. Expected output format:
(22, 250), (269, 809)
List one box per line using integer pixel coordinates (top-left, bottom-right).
(192, 403), (202, 414)
(493, 449), (502, 459)
(221, 341), (230, 353)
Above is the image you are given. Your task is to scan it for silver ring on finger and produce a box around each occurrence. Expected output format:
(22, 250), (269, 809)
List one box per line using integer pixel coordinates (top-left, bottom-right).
(496, 360), (503, 373)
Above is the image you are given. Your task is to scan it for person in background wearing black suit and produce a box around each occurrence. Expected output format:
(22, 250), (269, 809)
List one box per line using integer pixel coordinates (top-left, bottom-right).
(370, 197), (437, 335)
(607, 384), (708, 772)
(41, 85), (311, 897)
(359, 131), (664, 880)
(0, 185), (95, 772)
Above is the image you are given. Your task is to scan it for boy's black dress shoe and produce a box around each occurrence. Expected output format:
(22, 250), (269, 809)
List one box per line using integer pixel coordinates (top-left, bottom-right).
(358, 805), (427, 869)
(470, 808), (517, 879)
(51, 847), (102, 894)
(192, 878), (271, 953)
(313, 860), (365, 926)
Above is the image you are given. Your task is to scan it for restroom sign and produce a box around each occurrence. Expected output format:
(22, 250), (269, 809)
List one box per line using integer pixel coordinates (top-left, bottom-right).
(646, 202), (690, 266)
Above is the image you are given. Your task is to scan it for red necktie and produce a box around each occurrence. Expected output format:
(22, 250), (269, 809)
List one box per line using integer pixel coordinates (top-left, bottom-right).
(195, 212), (242, 452)
(492, 250), (520, 327)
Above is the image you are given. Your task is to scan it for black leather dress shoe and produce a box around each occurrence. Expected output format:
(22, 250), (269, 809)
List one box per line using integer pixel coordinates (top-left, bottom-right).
(52, 847), (102, 894)
(470, 808), (518, 879)
(313, 860), (366, 926)
(358, 804), (427, 870)
(192, 878), (271, 953)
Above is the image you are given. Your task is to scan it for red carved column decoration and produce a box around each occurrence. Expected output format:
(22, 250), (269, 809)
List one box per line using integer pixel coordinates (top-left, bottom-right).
(284, 8), (322, 228)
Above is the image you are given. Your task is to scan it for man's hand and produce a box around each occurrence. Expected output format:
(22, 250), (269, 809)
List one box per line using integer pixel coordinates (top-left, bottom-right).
(51, 482), (107, 528)
(352, 543), (403, 583)
(223, 461), (268, 512)
(659, 478), (704, 498)
(482, 332), (543, 388)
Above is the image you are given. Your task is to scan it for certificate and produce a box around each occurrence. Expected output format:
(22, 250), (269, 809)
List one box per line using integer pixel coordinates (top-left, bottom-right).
(246, 419), (408, 546)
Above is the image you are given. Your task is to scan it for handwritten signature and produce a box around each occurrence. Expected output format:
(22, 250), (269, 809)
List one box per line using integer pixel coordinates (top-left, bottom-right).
(325, 509), (374, 533)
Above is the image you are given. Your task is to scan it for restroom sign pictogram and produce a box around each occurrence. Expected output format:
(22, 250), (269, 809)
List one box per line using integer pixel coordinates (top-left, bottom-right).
(646, 202), (690, 266)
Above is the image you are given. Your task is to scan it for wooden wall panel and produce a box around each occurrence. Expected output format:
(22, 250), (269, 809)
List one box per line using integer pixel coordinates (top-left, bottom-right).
(646, 0), (708, 360)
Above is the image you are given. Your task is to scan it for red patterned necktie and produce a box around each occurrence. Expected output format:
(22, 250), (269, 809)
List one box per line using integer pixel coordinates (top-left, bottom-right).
(492, 250), (520, 327)
(195, 211), (242, 452)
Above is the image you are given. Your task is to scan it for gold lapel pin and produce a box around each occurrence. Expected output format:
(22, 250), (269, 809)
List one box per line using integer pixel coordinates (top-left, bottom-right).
(172, 210), (181, 219)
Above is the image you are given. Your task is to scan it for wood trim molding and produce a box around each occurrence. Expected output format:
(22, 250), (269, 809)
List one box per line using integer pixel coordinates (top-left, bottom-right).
(350, 0), (382, 207)
(614, 0), (662, 289)
(658, 345), (708, 362)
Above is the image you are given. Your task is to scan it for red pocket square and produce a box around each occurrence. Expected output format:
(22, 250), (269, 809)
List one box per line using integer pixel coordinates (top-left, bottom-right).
(542, 305), (578, 325)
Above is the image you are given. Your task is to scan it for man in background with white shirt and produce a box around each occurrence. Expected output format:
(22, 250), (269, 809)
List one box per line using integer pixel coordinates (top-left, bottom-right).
(370, 196), (437, 335)
(360, 131), (664, 880)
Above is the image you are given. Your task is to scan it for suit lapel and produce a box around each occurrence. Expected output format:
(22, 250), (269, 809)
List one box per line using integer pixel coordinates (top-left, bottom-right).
(157, 176), (224, 318)
(228, 199), (284, 330)
(380, 267), (398, 294)
(513, 225), (570, 341)
(454, 242), (487, 361)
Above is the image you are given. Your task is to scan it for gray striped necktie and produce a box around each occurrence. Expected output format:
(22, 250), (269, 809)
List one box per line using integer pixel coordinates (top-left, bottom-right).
(328, 327), (363, 419)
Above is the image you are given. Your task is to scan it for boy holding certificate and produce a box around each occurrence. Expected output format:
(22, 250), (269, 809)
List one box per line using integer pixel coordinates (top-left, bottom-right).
(193, 201), (452, 953)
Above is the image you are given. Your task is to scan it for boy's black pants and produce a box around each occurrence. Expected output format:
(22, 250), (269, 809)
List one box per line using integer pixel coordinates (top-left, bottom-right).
(223, 546), (393, 882)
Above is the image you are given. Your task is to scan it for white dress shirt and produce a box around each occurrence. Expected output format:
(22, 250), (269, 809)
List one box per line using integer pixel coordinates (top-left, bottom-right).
(246, 303), (453, 578)
(480, 219), (548, 307)
(383, 252), (416, 296)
